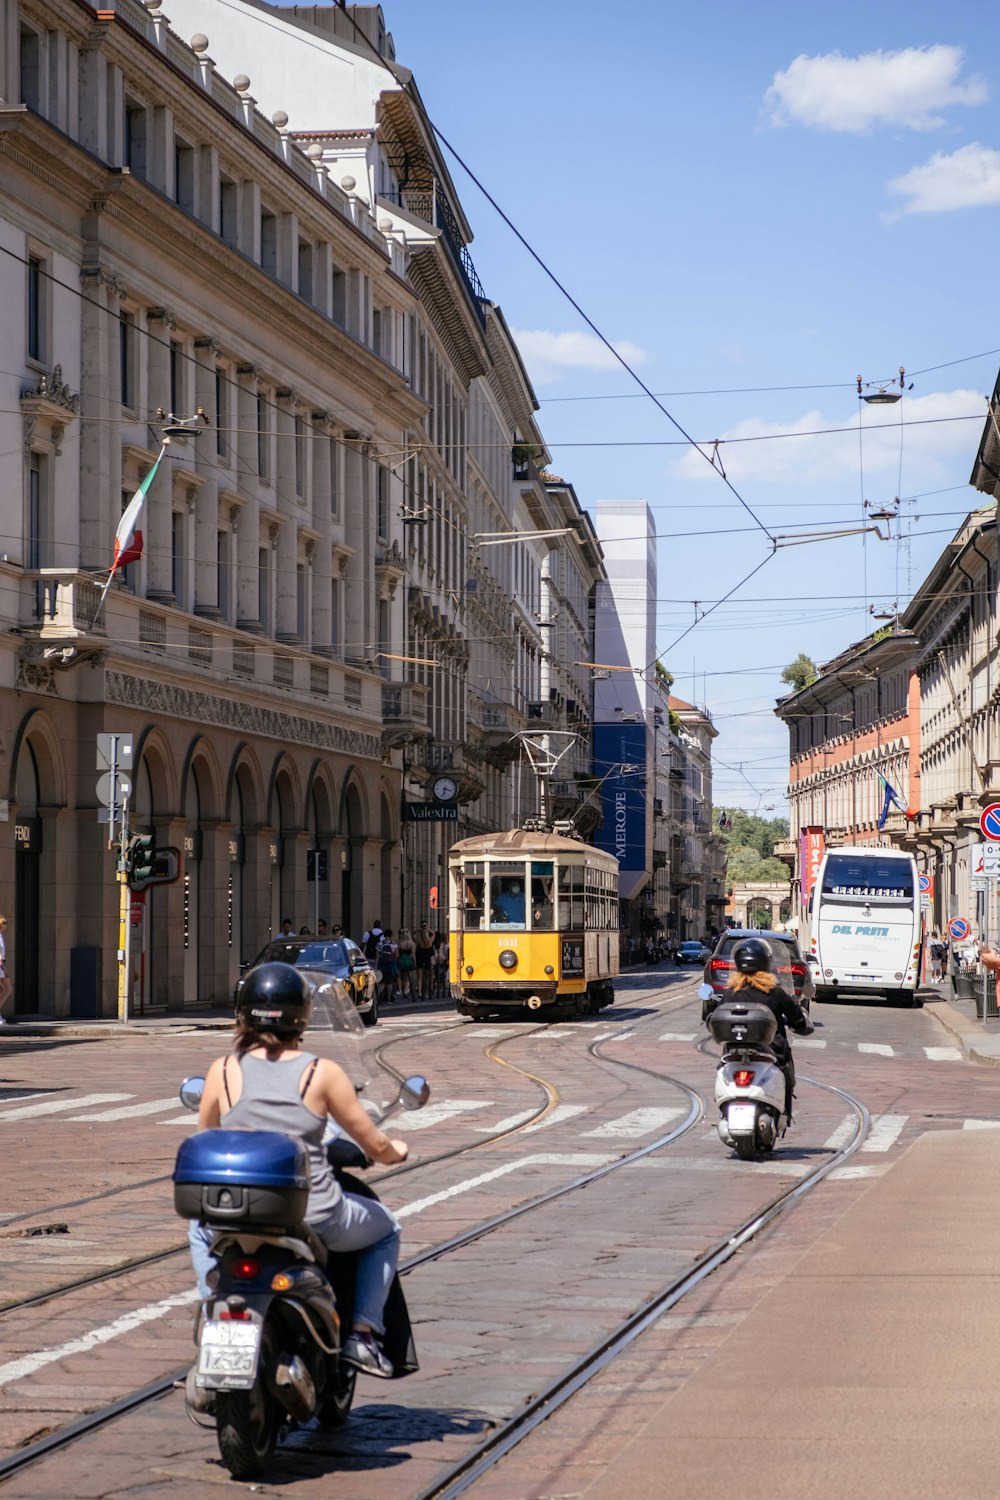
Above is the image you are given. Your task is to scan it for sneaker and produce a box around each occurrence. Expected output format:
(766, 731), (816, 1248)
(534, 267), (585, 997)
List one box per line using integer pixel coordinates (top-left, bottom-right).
(341, 1331), (393, 1379)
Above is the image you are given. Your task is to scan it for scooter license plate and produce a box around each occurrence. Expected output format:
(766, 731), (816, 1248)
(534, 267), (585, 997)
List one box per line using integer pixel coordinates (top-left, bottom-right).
(197, 1320), (261, 1386)
(727, 1103), (757, 1134)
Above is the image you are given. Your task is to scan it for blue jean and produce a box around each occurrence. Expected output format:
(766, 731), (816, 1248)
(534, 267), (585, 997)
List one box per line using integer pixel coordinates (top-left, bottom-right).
(188, 1191), (401, 1337)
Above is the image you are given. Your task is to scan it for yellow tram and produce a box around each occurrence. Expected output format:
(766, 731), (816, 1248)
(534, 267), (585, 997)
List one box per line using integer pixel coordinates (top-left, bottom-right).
(448, 828), (619, 1019)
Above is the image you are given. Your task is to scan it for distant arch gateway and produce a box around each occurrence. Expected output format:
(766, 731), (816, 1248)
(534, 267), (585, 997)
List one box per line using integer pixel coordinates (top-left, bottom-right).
(730, 880), (792, 931)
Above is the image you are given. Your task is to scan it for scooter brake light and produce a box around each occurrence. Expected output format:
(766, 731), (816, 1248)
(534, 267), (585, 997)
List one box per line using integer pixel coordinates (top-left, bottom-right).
(231, 1257), (260, 1280)
(734, 1069), (754, 1088)
(219, 1308), (251, 1320)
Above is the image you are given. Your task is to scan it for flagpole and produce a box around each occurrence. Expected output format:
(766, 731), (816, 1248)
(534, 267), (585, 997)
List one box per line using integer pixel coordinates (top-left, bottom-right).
(89, 439), (170, 629)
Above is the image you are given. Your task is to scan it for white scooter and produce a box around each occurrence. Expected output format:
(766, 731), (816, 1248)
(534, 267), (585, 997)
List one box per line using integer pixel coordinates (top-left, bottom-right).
(699, 984), (790, 1160)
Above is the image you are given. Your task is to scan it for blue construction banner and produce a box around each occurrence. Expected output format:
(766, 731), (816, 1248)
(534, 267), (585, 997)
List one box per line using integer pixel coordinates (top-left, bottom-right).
(593, 723), (647, 883)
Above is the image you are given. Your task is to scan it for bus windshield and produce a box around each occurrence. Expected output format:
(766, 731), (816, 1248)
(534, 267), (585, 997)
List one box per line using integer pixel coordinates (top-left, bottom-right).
(821, 853), (914, 899)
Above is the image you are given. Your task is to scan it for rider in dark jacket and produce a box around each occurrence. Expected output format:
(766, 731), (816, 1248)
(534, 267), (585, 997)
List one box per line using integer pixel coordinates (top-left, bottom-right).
(709, 937), (814, 1119)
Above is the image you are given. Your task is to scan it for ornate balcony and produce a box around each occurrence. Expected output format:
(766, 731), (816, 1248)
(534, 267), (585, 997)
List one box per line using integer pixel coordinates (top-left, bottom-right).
(382, 681), (431, 751)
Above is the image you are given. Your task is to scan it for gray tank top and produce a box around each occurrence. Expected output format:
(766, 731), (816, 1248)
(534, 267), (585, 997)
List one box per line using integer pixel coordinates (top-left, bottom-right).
(222, 1052), (341, 1221)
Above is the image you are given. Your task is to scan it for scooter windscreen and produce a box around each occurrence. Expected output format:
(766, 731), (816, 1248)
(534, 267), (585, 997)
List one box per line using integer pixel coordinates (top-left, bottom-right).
(299, 970), (396, 1123)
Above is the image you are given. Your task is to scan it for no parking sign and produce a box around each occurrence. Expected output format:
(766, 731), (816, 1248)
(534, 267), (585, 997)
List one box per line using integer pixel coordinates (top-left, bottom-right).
(949, 916), (971, 942)
(980, 804), (1000, 841)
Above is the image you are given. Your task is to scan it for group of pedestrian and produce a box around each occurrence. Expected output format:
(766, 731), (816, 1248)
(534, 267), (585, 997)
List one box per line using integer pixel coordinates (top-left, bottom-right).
(357, 919), (447, 1003)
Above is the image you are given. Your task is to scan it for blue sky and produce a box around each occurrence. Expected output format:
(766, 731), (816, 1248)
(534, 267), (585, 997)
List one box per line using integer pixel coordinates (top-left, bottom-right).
(281, 1), (1000, 814)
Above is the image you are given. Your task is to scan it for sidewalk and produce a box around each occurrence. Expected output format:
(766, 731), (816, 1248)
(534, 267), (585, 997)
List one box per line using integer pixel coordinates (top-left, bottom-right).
(0, 1006), (234, 1039)
(922, 979), (1000, 1065)
(582, 1126), (1000, 1500)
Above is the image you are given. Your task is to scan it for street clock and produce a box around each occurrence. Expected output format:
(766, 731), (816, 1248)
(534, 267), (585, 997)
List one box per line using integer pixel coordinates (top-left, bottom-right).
(432, 776), (457, 802)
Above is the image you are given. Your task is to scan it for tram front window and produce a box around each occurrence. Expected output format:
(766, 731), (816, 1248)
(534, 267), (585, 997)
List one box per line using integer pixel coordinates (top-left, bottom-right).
(490, 872), (526, 928)
(463, 875), (486, 930)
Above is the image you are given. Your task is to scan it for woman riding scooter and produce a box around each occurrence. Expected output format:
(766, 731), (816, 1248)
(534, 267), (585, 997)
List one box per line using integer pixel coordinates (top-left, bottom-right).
(712, 937), (813, 1120)
(188, 961), (409, 1377)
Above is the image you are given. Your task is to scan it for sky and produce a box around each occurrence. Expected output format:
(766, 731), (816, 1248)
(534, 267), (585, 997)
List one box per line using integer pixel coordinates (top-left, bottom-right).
(277, 1), (1000, 816)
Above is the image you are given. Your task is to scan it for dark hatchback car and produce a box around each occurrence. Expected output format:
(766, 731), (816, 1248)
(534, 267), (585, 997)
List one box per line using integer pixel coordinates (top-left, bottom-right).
(234, 937), (380, 1026)
(702, 929), (815, 1018)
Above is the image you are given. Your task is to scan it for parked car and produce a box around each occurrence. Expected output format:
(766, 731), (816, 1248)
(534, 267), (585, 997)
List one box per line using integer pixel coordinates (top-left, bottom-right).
(233, 936), (380, 1027)
(674, 940), (712, 965)
(702, 928), (815, 1018)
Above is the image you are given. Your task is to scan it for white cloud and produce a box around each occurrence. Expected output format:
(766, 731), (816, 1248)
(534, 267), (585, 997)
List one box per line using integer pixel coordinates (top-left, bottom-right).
(511, 328), (648, 386)
(674, 389), (984, 487)
(886, 142), (1000, 215)
(764, 45), (987, 133)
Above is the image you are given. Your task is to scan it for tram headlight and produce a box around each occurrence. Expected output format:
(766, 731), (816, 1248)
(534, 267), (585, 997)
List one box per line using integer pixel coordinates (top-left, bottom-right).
(499, 949), (518, 971)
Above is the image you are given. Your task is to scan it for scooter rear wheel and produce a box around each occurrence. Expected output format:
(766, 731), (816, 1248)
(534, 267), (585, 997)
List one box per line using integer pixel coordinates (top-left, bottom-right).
(318, 1364), (357, 1426)
(734, 1136), (757, 1161)
(215, 1386), (281, 1479)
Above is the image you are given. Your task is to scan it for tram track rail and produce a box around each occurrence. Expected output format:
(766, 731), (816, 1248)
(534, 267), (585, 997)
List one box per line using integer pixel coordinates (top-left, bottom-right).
(0, 996), (680, 1318)
(0, 1061), (867, 1492)
(0, 996), (708, 1484)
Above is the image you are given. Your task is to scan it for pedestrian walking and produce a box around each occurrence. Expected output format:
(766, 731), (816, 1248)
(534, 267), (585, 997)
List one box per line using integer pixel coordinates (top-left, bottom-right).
(0, 915), (11, 1023)
(377, 930), (400, 1003)
(396, 928), (415, 999)
(431, 931), (449, 998)
(414, 921), (435, 999)
(361, 920), (384, 965)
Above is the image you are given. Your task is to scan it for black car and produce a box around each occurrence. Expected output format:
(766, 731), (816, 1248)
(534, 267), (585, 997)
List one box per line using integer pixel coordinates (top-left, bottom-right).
(702, 928), (815, 1018)
(234, 937), (380, 1026)
(674, 940), (712, 965)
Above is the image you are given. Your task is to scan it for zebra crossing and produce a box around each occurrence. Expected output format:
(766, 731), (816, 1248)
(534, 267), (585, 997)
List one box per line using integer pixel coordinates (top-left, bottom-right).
(1, 1087), (993, 1151)
(657, 1031), (965, 1062)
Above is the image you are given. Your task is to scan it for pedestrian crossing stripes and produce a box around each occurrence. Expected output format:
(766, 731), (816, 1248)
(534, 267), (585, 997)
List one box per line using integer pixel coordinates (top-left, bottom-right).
(67, 1096), (180, 1122)
(584, 1106), (686, 1139)
(0, 1093), (132, 1121)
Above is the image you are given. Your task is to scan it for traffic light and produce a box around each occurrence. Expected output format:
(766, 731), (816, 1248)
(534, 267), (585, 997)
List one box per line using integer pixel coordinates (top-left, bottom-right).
(126, 835), (180, 892)
(127, 834), (155, 886)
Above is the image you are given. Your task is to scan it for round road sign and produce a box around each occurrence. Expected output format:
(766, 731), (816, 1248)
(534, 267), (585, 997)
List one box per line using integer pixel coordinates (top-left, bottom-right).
(949, 917), (971, 942)
(980, 804), (1000, 840)
(918, 873), (933, 894)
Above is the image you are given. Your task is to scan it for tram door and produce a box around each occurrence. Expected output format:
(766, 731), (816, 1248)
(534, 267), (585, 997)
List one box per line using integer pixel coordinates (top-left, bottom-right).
(14, 817), (41, 1015)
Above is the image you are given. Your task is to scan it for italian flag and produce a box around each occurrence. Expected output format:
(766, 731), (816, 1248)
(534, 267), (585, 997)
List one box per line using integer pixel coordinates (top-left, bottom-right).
(111, 441), (168, 576)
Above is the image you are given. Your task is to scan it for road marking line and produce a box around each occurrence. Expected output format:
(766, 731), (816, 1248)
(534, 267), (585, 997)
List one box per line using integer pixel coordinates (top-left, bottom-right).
(861, 1114), (907, 1152)
(858, 1043), (894, 1056)
(584, 1106), (685, 1139)
(0, 1287), (200, 1385)
(0, 1093), (133, 1121)
(795, 1038), (827, 1048)
(393, 1100), (490, 1131)
(823, 1115), (857, 1150)
(963, 1119), (1000, 1130)
(829, 1164), (891, 1180)
(924, 1047), (963, 1062)
(69, 1097), (181, 1122)
(473, 1109), (536, 1133)
(159, 1114), (199, 1125)
(522, 1103), (588, 1133)
(658, 1032), (698, 1042)
(396, 1152), (613, 1219)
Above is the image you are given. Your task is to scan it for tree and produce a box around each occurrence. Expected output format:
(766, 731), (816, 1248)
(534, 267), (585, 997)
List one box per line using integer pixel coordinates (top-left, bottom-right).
(781, 653), (817, 691)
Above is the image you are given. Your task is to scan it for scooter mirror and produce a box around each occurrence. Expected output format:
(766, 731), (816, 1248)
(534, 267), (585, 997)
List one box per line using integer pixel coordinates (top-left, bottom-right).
(179, 1075), (205, 1112)
(398, 1075), (430, 1110)
(697, 984), (715, 1003)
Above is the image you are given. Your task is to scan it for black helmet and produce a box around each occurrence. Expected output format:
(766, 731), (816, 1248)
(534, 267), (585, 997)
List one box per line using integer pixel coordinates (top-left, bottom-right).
(237, 962), (312, 1034)
(732, 938), (773, 975)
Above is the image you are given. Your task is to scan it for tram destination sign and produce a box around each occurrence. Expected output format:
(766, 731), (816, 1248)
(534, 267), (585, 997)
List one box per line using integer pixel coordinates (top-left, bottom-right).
(402, 801), (458, 821)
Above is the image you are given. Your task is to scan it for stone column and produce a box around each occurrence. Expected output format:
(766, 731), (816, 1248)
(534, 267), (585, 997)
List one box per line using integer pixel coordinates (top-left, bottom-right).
(78, 267), (122, 569)
(274, 392), (298, 642)
(193, 337), (222, 617)
(235, 365), (261, 630)
(311, 415), (333, 653)
(144, 309), (176, 602)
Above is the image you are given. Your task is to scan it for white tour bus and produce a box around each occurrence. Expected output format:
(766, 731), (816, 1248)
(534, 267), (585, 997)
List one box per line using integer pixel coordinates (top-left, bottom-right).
(807, 845), (922, 1007)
